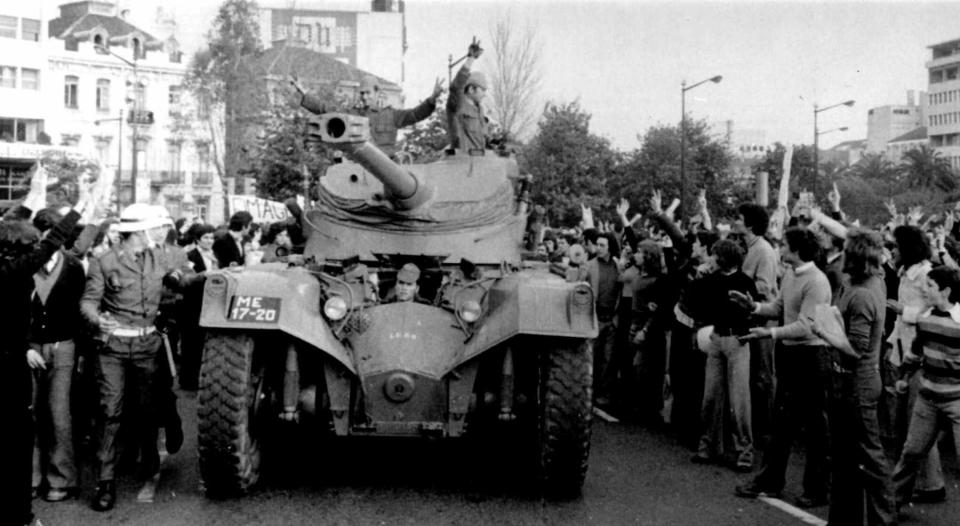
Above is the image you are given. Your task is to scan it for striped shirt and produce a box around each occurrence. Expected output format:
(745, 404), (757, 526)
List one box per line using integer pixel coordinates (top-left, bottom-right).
(904, 304), (960, 401)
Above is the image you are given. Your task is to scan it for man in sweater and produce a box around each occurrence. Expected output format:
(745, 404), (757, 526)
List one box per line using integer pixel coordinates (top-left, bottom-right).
(737, 203), (779, 447)
(731, 227), (833, 508)
(891, 265), (960, 514)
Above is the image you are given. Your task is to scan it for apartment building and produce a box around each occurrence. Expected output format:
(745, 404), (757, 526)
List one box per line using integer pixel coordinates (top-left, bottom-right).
(926, 37), (960, 170)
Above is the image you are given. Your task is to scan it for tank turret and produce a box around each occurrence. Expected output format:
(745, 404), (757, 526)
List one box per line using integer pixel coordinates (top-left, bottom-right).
(310, 113), (433, 210)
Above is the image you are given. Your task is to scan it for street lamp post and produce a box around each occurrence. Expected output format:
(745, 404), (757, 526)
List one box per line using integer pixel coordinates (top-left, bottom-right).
(813, 99), (854, 197)
(680, 75), (723, 215)
(94, 108), (124, 213)
(96, 44), (149, 204)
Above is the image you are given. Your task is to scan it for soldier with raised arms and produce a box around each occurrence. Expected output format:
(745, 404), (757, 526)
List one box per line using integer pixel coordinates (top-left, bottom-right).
(292, 74), (444, 158)
(447, 37), (489, 154)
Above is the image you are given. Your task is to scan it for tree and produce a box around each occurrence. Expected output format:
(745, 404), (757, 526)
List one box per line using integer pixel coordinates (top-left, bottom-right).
(184, 0), (262, 215)
(486, 14), (542, 141)
(522, 101), (620, 227)
(899, 145), (957, 192)
(613, 118), (742, 220)
(399, 103), (450, 163)
(240, 84), (333, 202)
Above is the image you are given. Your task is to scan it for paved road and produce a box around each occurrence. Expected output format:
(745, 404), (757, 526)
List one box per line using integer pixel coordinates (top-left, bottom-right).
(34, 391), (959, 525)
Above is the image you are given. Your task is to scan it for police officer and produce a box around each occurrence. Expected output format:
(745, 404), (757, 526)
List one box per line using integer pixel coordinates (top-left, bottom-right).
(447, 37), (489, 154)
(293, 74), (444, 158)
(80, 204), (196, 511)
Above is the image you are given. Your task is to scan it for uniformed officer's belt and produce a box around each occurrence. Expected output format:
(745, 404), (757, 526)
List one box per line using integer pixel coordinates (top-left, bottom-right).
(111, 326), (157, 338)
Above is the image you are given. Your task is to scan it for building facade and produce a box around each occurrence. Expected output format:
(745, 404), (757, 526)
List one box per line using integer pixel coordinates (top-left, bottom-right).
(865, 90), (925, 156)
(0, 1), (222, 222)
(926, 37), (960, 170)
(886, 127), (927, 162)
(257, 0), (406, 90)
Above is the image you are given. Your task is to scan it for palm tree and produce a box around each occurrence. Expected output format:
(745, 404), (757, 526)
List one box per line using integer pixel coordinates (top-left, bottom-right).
(899, 145), (957, 191)
(847, 152), (898, 183)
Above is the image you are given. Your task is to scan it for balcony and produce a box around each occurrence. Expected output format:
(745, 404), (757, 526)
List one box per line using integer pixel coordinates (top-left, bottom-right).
(193, 171), (214, 186)
(149, 170), (184, 184)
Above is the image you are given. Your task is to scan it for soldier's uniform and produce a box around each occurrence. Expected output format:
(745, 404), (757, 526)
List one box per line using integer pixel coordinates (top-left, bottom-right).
(446, 66), (488, 154)
(300, 93), (436, 158)
(80, 241), (192, 487)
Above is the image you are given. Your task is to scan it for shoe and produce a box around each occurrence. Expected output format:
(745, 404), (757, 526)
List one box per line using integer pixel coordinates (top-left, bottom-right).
(795, 494), (828, 508)
(166, 414), (184, 455)
(43, 487), (76, 502)
(734, 482), (781, 499)
(912, 487), (947, 504)
(91, 480), (116, 512)
(691, 454), (715, 465)
(733, 463), (753, 474)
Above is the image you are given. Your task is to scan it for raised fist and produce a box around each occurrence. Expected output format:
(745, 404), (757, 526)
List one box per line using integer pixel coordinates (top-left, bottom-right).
(468, 37), (483, 59)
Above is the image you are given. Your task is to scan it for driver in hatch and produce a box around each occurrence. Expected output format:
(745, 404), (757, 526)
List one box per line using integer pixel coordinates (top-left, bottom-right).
(385, 263), (428, 304)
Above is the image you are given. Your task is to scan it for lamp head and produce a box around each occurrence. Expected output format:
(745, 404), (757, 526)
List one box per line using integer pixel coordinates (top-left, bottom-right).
(839, 126), (849, 132)
(842, 100), (855, 107)
(710, 75), (723, 83)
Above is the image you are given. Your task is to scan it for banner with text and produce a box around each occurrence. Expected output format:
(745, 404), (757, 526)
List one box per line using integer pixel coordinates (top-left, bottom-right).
(228, 195), (291, 223)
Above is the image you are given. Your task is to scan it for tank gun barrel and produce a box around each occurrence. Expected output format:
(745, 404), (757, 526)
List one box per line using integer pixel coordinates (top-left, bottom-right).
(310, 113), (432, 210)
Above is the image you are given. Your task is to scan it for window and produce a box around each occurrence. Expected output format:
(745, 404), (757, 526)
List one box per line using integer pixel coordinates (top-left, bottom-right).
(21, 18), (39, 41)
(132, 81), (146, 110)
(132, 37), (146, 60)
(296, 24), (311, 43)
(167, 141), (182, 181)
(0, 118), (13, 140)
(64, 75), (78, 108)
(21, 68), (38, 90)
(96, 79), (110, 111)
(197, 97), (209, 120)
(168, 85), (181, 115)
(16, 119), (39, 142)
(0, 15), (16, 39)
(0, 66), (15, 88)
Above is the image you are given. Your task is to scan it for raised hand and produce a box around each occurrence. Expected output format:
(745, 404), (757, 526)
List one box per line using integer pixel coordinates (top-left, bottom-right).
(908, 206), (923, 226)
(616, 198), (630, 218)
(649, 190), (663, 214)
(468, 37), (483, 59)
(697, 189), (708, 210)
(827, 182), (841, 212)
(884, 199), (897, 219)
(430, 77), (445, 101)
(580, 203), (595, 229)
(665, 198), (680, 220)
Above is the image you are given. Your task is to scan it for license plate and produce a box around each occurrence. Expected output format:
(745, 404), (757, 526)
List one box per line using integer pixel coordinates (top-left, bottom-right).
(229, 296), (280, 323)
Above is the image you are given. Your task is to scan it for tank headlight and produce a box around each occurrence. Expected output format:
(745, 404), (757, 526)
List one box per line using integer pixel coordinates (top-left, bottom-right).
(206, 275), (227, 296)
(323, 296), (348, 321)
(458, 300), (482, 323)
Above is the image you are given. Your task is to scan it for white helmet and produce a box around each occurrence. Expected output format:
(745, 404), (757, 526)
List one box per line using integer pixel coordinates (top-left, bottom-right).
(116, 203), (171, 232)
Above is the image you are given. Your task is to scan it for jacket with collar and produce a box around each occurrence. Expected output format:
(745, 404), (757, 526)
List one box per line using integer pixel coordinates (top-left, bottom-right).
(29, 251), (87, 344)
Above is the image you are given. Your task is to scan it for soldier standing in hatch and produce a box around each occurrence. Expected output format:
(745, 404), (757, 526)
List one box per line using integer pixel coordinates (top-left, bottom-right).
(447, 37), (489, 154)
(292, 74), (444, 158)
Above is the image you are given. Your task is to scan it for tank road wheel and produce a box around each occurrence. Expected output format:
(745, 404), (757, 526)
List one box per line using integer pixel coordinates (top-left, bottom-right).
(538, 340), (593, 499)
(198, 332), (265, 496)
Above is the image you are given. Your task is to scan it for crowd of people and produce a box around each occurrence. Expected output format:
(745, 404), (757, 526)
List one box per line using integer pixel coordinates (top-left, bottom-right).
(530, 187), (960, 526)
(0, 180), (303, 524)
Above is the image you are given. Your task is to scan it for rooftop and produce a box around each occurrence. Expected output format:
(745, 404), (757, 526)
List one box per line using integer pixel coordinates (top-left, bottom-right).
(888, 127), (928, 143)
(250, 45), (400, 91)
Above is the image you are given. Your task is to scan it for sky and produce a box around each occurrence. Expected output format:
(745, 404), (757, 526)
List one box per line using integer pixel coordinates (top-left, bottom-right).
(61, 0), (960, 150)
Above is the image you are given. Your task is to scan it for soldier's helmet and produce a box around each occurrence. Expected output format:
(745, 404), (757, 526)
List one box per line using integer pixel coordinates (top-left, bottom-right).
(466, 71), (488, 90)
(359, 75), (380, 94)
(116, 203), (171, 232)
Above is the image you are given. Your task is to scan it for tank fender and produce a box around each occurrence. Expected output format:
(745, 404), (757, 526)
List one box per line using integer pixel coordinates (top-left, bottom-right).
(451, 272), (597, 372)
(199, 266), (355, 374)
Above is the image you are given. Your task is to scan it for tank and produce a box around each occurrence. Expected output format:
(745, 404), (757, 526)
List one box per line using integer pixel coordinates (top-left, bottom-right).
(196, 113), (597, 499)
